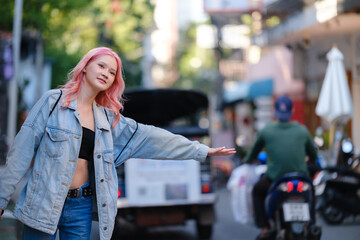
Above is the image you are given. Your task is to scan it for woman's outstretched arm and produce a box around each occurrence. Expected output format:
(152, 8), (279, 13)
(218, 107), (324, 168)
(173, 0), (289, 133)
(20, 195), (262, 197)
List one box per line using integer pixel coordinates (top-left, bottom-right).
(207, 147), (236, 156)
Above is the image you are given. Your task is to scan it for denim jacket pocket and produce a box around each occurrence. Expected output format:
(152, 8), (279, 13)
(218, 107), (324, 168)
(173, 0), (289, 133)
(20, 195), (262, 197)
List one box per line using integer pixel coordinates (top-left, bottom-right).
(44, 127), (69, 158)
(103, 153), (115, 183)
(103, 153), (114, 164)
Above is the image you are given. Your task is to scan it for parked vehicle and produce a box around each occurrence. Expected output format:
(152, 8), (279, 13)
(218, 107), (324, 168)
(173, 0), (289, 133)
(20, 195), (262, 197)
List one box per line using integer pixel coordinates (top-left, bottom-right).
(265, 172), (322, 240)
(112, 88), (216, 240)
(337, 138), (355, 167)
(313, 165), (360, 225)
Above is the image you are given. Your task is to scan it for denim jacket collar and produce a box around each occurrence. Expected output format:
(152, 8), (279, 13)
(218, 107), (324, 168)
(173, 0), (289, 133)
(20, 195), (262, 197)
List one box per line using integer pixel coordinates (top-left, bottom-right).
(67, 99), (110, 131)
(93, 102), (110, 131)
(67, 98), (77, 111)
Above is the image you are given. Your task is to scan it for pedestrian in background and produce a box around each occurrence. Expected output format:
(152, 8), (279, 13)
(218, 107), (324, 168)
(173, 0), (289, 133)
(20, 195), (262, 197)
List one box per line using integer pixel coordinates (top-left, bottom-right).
(0, 47), (235, 240)
(245, 96), (318, 240)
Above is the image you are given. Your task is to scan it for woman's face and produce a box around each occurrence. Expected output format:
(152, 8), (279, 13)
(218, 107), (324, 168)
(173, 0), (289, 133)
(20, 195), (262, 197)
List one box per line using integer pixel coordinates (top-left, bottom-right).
(83, 55), (117, 92)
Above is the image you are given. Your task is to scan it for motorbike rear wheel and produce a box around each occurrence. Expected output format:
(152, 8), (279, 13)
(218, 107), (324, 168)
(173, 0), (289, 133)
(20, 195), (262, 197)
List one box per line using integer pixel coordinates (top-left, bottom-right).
(281, 229), (305, 240)
(320, 204), (345, 224)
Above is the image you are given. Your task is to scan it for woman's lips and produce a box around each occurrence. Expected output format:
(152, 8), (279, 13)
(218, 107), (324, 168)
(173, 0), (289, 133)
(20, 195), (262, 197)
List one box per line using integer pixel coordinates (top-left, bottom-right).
(97, 78), (107, 84)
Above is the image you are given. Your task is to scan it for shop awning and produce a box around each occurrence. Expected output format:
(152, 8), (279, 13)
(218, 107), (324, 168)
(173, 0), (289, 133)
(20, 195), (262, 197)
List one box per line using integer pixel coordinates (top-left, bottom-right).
(248, 78), (273, 99)
(223, 78), (273, 106)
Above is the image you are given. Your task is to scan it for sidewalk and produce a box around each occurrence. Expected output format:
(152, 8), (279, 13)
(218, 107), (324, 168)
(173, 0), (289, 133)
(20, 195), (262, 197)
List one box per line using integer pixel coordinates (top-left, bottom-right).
(0, 168), (28, 240)
(0, 204), (22, 240)
(0, 218), (20, 240)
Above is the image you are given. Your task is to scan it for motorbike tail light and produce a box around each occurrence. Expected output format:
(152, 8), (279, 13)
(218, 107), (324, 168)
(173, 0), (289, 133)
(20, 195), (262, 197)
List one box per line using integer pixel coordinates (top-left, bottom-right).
(286, 182), (294, 192)
(297, 181), (304, 192)
(278, 182), (294, 192)
(297, 181), (310, 192)
(118, 189), (122, 198)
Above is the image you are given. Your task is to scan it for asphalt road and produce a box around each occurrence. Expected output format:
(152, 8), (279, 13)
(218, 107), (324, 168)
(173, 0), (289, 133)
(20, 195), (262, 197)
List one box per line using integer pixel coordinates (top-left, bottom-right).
(104, 185), (360, 240)
(2, 184), (360, 240)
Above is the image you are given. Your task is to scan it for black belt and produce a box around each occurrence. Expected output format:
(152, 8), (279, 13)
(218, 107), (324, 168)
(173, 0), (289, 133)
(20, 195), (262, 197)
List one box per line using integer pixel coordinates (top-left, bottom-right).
(67, 185), (94, 198)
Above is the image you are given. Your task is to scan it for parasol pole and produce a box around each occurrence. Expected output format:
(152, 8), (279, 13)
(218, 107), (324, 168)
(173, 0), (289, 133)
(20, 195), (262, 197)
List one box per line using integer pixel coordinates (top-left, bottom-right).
(328, 122), (336, 166)
(328, 120), (344, 166)
(7, 0), (23, 146)
(329, 123), (334, 150)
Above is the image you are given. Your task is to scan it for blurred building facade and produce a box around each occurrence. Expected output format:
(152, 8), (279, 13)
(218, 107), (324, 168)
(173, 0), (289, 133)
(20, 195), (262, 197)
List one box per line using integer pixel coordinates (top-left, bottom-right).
(254, 0), (360, 151)
(202, 0), (360, 155)
(142, 0), (207, 88)
(0, 32), (52, 164)
(0, 33), (13, 163)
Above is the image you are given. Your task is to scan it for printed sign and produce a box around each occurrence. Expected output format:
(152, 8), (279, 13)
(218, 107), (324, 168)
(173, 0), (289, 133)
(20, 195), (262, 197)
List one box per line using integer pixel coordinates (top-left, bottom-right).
(125, 158), (200, 205)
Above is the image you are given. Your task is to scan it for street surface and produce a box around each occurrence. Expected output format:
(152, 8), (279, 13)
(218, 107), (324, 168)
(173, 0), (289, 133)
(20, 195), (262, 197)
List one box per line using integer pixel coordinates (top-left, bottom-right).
(105, 185), (360, 240)
(1, 184), (360, 240)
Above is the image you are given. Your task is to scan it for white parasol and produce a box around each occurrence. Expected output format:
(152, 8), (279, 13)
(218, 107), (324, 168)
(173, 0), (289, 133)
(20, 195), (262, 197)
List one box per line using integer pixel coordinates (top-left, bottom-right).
(315, 46), (353, 124)
(315, 46), (353, 166)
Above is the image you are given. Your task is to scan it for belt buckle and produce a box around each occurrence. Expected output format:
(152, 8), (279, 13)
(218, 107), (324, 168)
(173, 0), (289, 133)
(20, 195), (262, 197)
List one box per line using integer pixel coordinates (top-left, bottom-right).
(74, 188), (81, 197)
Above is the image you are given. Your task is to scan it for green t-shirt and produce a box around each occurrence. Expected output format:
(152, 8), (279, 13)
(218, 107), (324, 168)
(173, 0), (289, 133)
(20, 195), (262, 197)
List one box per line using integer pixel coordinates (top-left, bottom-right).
(245, 121), (318, 180)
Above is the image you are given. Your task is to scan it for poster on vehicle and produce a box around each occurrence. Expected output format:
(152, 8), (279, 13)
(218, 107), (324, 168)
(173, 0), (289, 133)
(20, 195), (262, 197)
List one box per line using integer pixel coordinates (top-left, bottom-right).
(125, 158), (201, 205)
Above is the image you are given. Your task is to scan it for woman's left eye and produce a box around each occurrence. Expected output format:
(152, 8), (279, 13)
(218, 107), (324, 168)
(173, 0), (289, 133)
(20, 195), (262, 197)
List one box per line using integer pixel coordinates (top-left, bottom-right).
(110, 72), (116, 76)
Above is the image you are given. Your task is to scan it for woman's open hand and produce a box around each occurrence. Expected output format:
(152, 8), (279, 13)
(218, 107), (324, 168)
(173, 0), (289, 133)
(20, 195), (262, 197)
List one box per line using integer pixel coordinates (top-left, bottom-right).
(207, 147), (236, 157)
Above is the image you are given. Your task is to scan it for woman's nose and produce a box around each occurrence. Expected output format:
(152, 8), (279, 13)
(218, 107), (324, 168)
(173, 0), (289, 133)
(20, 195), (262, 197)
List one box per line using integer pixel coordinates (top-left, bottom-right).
(101, 71), (108, 78)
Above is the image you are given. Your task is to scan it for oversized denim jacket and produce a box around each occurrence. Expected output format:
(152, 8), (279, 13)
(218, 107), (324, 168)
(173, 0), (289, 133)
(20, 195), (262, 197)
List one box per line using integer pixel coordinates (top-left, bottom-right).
(0, 89), (209, 240)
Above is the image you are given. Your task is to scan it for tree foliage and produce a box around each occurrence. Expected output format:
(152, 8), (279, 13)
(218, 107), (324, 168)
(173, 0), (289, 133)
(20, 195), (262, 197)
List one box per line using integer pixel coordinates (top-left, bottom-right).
(0, 0), (154, 88)
(174, 22), (217, 94)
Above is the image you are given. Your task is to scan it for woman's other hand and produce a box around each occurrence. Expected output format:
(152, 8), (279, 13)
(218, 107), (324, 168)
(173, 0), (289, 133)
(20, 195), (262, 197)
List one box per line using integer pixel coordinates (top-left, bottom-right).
(207, 147), (236, 157)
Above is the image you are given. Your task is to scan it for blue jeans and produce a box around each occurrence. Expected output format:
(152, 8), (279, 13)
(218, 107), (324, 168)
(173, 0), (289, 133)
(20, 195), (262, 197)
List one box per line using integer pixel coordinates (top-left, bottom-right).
(22, 183), (93, 240)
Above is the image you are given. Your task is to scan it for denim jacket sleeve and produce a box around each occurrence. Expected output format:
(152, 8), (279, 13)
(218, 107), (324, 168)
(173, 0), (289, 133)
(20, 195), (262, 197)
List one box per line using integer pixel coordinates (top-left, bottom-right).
(0, 90), (61, 210)
(112, 115), (209, 166)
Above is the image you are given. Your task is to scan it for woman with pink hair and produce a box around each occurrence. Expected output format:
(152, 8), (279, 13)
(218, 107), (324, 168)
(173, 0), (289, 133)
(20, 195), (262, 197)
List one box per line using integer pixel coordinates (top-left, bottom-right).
(0, 47), (235, 240)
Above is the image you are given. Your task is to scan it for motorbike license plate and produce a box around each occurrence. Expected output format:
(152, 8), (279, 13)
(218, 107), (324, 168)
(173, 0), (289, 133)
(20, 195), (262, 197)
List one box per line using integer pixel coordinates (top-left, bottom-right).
(283, 203), (310, 222)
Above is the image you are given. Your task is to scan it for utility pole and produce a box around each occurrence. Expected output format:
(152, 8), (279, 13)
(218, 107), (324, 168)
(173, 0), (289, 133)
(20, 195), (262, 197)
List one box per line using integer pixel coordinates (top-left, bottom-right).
(35, 34), (43, 101)
(211, 15), (225, 111)
(7, 0), (23, 145)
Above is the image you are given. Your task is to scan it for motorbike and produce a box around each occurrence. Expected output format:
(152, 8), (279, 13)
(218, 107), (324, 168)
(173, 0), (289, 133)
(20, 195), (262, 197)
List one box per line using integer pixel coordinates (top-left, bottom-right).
(313, 165), (360, 224)
(337, 138), (355, 168)
(265, 172), (322, 240)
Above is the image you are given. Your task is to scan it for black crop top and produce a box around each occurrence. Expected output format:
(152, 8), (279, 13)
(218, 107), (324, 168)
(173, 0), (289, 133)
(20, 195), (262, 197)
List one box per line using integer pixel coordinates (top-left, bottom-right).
(79, 127), (95, 161)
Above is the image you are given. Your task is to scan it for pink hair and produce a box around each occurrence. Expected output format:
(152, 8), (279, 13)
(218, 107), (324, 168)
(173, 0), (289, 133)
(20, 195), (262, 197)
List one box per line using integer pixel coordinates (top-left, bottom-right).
(61, 47), (125, 127)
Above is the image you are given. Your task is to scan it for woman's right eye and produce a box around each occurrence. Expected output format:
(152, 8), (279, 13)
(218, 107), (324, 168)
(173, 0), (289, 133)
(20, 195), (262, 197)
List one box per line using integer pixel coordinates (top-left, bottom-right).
(98, 64), (104, 68)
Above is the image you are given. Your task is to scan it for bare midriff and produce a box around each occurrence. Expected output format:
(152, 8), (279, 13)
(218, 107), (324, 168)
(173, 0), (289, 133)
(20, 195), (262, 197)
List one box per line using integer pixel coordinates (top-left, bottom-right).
(70, 158), (89, 188)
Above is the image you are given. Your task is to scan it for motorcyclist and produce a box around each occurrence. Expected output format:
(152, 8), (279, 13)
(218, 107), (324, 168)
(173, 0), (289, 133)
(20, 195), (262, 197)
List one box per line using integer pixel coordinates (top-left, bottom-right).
(245, 96), (318, 240)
